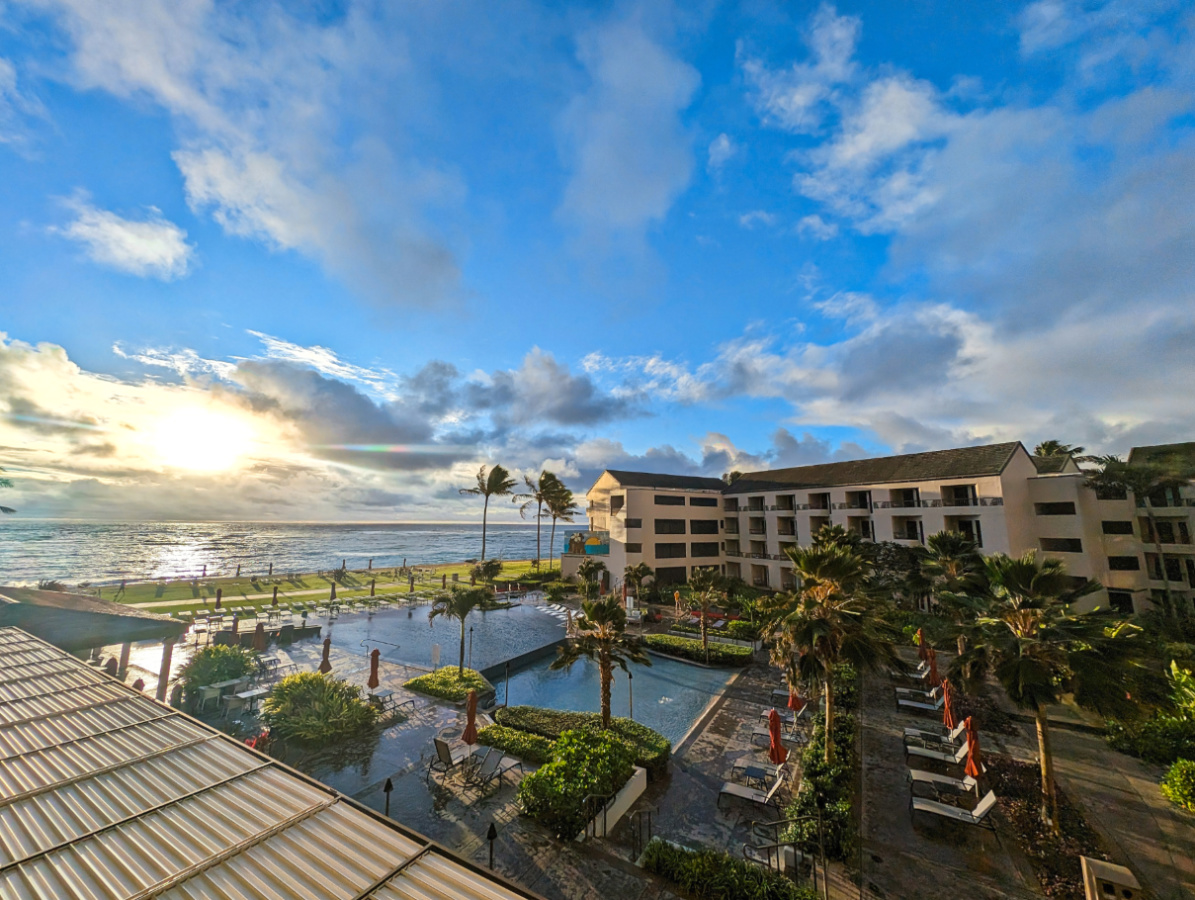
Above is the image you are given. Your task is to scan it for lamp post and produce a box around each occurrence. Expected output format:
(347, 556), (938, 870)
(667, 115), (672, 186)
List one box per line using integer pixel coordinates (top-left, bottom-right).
(469, 627), (474, 670)
(487, 822), (498, 869)
(383, 777), (393, 817)
(628, 670), (634, 721)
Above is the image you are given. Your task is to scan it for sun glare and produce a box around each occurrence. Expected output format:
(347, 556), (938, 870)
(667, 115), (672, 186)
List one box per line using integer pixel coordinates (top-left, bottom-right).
(147, 407), (256, 472)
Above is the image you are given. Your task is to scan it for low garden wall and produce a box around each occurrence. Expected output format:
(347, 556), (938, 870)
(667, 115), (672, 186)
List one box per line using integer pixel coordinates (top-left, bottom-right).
(581, 765), (646, 840)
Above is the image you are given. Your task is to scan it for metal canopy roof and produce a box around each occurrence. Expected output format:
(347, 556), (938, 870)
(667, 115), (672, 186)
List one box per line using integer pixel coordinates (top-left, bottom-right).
(0, 627), (545, 900)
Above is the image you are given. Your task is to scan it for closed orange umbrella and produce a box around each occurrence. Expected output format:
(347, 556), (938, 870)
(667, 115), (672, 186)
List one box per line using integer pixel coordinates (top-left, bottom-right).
(927, 647), (941, 688)
(964, 717), (983, 777)
(330, 583), (337, 601)
(941, 678), (956, 729)
(463, 689), (479, 745)
(915, 628), (928, 661)
(367, 648), (380, 691)
(787, 687), (804, 712)
(767, 708), (788, 766)
(253, 622), (266, 653)
(319, 637), (332, 674)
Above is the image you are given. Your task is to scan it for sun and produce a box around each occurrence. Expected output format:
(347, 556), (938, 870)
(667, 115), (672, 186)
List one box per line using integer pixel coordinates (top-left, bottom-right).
(147, 406), (256, 472)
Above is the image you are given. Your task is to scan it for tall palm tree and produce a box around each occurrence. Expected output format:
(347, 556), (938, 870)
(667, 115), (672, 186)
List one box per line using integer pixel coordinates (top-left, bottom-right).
(428, 588), (489, 675)
(0, 467), (16, 515)
(577, 558), (607, 601)
(515, 470), (564, 570)
(921, 530), (986, 655)
(686, 566), (722, 664)
(764, 543), (902, 762)
(955, 552), (1139, 834)
(1033, 440), (1085, 457)
(459, 465), (517, 561)
(551, 597), (651, 728)
(545, 483), (580, 575)
(623, 562), (654, 600)
(1085, 454), (1195, 618)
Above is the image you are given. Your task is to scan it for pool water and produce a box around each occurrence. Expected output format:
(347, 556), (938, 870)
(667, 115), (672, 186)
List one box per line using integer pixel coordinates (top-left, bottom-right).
(499, 653), (734, 745)
(322, 602), (566, 671)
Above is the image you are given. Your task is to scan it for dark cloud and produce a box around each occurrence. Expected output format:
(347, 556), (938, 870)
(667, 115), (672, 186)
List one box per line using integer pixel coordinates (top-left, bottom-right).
(837, 322), (964, 403)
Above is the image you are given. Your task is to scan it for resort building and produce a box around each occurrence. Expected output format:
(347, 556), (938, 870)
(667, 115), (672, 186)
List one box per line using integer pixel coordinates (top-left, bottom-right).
(562, 441), (1195, 616)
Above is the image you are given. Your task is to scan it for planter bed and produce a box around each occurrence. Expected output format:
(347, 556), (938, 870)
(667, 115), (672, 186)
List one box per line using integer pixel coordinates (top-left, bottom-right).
(404, 667), (495, 703)
(495, 705), (671, 777)
(642, 634), (753, 667)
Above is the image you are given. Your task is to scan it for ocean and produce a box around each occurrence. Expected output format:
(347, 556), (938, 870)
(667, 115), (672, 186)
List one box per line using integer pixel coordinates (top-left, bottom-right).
(0, 521), (544, 585)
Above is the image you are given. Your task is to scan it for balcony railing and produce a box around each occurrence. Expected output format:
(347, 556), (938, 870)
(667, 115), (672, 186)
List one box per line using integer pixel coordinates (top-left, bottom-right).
(749, 527), (767, 535)
(725, 550), (743, 558)
(1136, 497), (1195, 508)
(873, 499), (920, 509)
(777, 528), (796, 536)
(920, 497), (1004, 508)
(833, 501), (872, 510)
(725, 522), (740, 535)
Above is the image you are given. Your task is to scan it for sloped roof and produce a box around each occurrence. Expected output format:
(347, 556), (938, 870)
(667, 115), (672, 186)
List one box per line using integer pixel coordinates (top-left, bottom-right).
(0, 626), (545, 900)
(1031, 454), (1077, 474)
(603, 470), (726, 491)
(723, 442), (1025, 494)
(1128, 442), (1195, 468)
(0, 586), (186, 649)
(0, 586), (179, 621)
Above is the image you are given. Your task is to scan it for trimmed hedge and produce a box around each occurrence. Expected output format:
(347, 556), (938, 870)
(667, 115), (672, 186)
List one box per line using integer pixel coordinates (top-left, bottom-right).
(640, 838), (817, 900)
(782, 711), (857, 860)
(1106, 714), (1195, 765)
(518, 729), (635, 838)
(495, 705), (671, 778)
(477, 724), (554, 765)
(1161, 758), (1195, 811)
(404, 667), (494, 703)
(673, 620), (760, 642)
(643, 633), (753, 667)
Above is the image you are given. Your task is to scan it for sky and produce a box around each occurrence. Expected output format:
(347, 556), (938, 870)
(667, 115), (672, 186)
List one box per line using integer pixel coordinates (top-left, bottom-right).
(0, 0), (1192, 522)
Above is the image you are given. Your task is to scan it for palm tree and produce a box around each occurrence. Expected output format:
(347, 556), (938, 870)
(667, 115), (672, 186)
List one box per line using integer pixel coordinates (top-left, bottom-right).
(686, 566), (722, 664)
(1034, 440), (1085, 457)
(545, 483), (580, 575)
(428, 588), (488, 675)
(764, 543), (902, 762)
(0, 467), (16, 515)
(515, 470), (564, 570)
(623, 562), (654, 600)
(577, 558), (607, 601)
(471, 558), (502, 584)
(551, 597), (651, 728)
(922, 530), (986, 655)
(459, 465), (517, 561)
(955, 552), (1139, 834)
(1085, 454), (1195, 618)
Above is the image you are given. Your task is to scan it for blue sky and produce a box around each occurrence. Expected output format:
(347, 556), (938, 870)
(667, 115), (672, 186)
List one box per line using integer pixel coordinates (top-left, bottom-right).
(0, 0), (1192, 521)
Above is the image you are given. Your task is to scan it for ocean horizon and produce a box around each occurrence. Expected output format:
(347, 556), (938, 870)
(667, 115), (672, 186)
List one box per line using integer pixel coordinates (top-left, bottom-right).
(0, 520), (547, 586)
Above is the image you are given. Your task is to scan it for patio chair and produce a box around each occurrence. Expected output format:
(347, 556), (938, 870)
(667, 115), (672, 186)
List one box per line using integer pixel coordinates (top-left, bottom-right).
(905, 740), (969, 767)
(731, 760), (784, 785)
(897, 693), (945, 714)
(895, 684), (942, 700)
(466, 748), (523, 789)
(426, 737), (471, 781)
(718, 771), (786, 810)
(196, 683), (222, 712)
(750, 722), (809, 747)
(910, 790), (997, 830)
(908, 768), (979, 797)
(760, 702), (809, 726)
(904, 720), (968, 750)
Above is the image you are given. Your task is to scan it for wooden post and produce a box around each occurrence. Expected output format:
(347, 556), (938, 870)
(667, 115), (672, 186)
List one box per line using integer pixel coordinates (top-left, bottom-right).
(236, 564), (241, 577)
(118, 642), (132, 678)
(155, 638), (176, 702)
(370, 579), (376, 597)
(368, 558), (373, 570)
(269, 562), (273, 576)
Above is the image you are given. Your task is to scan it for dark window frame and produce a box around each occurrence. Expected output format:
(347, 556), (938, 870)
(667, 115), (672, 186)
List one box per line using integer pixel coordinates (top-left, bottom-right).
(1040, 537), (1083, 553)
(654, 519), (686, 535)
(690, 542), (719, 557)
(1035, 502), (1077, 516)
(1101, 520), (1134, 535)
(689, 496), (718, 507)
(654, 494), (686, 506)
(1108, 555), (1141, 571)
(690, 519), (718, 535)
(655, 542), (687, 559)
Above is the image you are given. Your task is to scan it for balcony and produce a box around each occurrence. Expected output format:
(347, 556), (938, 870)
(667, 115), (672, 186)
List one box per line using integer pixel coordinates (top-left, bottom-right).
(561, 530), (610, 556)
(749, 526), (767, 536)
(725, 549), (743, 558)
(922, 497), (1004, 508)
(833, 501), (872, 510)
(874, 499), (921, 509)
(723, 500), (740, 512)
(724, 521), (740, 535)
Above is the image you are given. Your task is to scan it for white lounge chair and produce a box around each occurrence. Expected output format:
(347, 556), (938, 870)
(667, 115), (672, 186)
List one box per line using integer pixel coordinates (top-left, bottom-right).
(751, 723), (809, 747)
(911, 790), (997, 830)
(895, 684), (942, 699)
(904, 720), (968, 749)
(905, 741), (969, 767)
(897, 693), (946, 713)
(908, 768), (979, 796)
(718, 771), (786, 809)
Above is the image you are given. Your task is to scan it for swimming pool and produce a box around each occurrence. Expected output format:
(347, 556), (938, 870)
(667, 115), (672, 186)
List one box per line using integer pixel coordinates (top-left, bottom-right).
(498, 653), (734, 745)
(321, 602), (566, 671)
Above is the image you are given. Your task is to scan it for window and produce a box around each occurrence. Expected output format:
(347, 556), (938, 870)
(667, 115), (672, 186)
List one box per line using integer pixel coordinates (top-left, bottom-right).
(690, 496), (718, 507)
(808, 492), (831, 510)
(625, 543), (642, 554)
(955, 518), (983, 547)
(655, 542), (686, 559)
(655, 566), (687, 585)
(1108, 555), (1141, 571)
(1107, 591), (1134, 615)
(1102, 520), (1134, 535)
(655, 519), (686, 535)
(610, 495), (624, 514)
(1040, 537), (1083, 553)
(1035, 502), (1076, 516)
(655, 494), (685, 506)
(625, 518), (642, 528)
(691, 542), (719, 557)
(723, 499), (739, 512)
(690, 519), (718, 534)
(747, 497), (765, 511)
(1095, 485), (1128, 500)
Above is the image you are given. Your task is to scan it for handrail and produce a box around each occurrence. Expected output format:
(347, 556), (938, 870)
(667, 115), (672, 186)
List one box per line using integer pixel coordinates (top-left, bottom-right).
(582, 791), (617, 838)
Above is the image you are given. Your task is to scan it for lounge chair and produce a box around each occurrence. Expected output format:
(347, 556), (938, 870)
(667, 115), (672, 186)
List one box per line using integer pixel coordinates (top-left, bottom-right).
(466, 748), (523, 788)
(905, 741), (969, 767)
(759, 703), (809, 725)
(750, 723), (809, 747)
(718, 771), (786, 810)
(427, 737), (471, 781)
(908, 768), (979, 797)
(910, 790), (997, 830)
(895, 684), (942, 700)
(897, 693), (945, 713)
(904, 720), (968, 749)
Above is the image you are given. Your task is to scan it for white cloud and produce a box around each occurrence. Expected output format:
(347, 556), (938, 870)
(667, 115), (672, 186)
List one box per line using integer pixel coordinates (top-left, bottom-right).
(707, 133), (737, 170)
(795, 214), (838, 240)
(112, 344), (234, 379)
(51, 193), (194, 279)
(738, 210), (776, 229)
(557, 21), (700, 238)
(248, 331), (397, 398)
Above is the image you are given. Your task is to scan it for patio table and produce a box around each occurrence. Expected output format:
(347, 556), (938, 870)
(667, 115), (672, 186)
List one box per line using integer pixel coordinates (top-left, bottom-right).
(732, 763), (771, 789)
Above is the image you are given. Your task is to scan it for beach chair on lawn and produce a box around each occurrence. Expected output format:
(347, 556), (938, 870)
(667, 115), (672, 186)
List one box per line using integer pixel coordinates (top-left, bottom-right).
(466, 748), (523, 789)
(718, 771), (786, 810)
(910, 790), (997, 830)
(427, 737), (471, 781)
(908, 768), (980, 798)
(904, 720), (968, 750)
(905, 740), (970, 768)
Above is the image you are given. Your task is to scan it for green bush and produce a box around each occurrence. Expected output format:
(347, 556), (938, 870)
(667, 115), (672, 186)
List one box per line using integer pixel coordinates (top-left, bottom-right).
(260, 672), (378, 746)
(1161, 759), (1195, 811)
(495, 705), (671, 777)
(477, 724), (554, 765)
(673, 619), (760, 642)
(1105, 714), (1195, 764)
(643, 633), (753, 667)
(543, 581), (573, 603)
(518, 729), (635, 838)
(782, 711), (859, 861)
(404, 667), (494, 703)
(178, 645), (257, 703)
(640, 838), (817, 900)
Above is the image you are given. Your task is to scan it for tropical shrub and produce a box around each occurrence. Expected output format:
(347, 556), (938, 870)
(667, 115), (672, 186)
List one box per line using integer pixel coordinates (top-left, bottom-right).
(782, 712), (857, 860)
(640, 838), (817, 900)
(1106, 714), (1195, 764)
(672, 620), (760, 642)
(518, 728), (635, 838)
(543, 581), (573, 603)
(477, 724), (554, 765)
(404, 667), (494, 703)
(643, 633), (753, 666)
(178, 645), (257, 703)
(1161, 759), (1195, 811)
(260, 672), (378, 746)
(495, 705), (671, 777)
